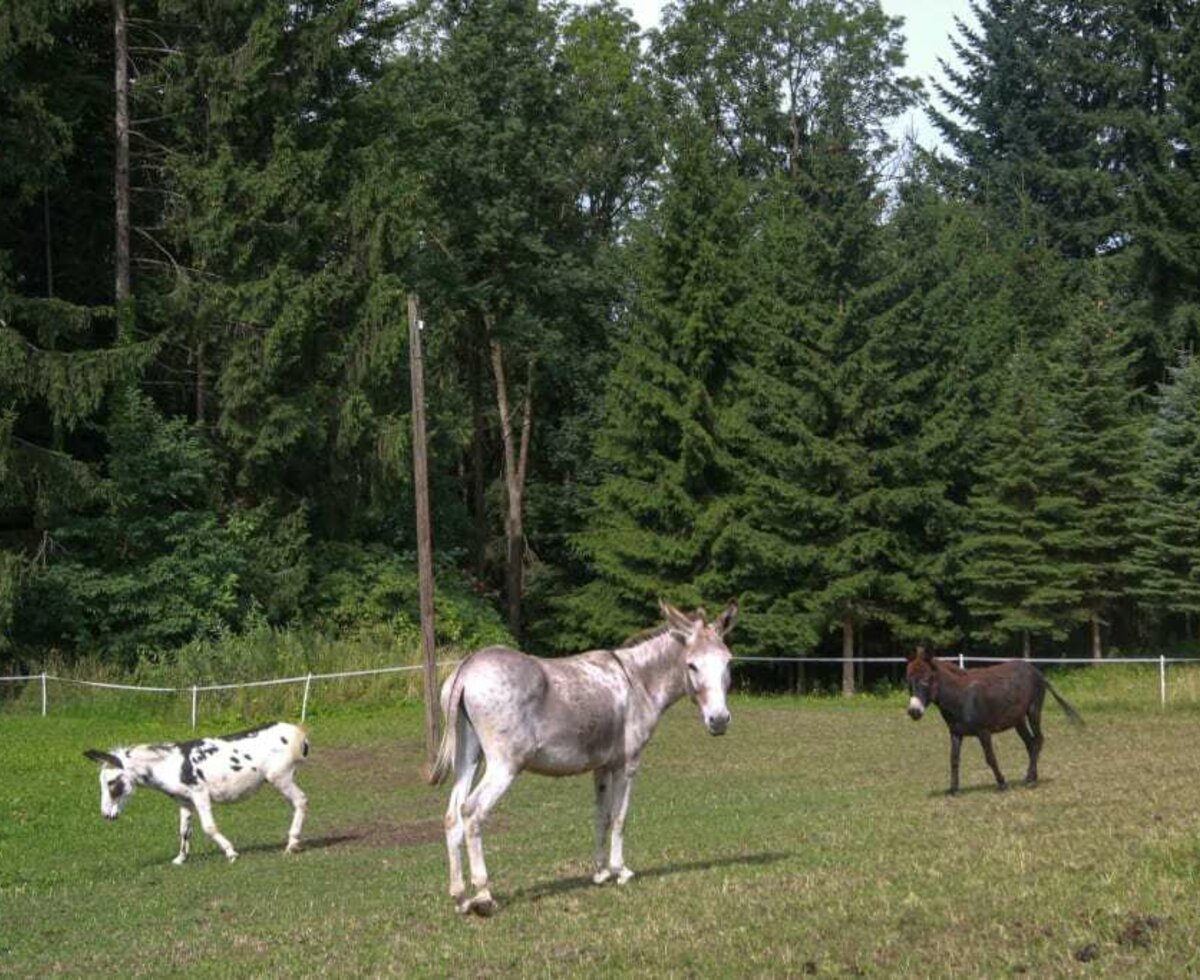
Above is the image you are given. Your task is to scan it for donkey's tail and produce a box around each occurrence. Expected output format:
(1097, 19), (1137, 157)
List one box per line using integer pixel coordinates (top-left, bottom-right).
(427, 657), (471, 785)
(1045, 679), (1085, 728)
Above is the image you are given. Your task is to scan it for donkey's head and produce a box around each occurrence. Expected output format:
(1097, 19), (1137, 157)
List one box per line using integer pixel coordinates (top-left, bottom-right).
(661, 600), (738, 735)
(904, 646), (938, 720)
(84, 749), (135, 819)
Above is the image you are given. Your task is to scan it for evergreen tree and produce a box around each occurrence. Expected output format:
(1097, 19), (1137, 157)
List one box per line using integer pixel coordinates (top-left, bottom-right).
(564, 110), (750, 646)
(0, 1), (160, 660)
(1048, 280), (1143, 657)
(957, 342), (1085, 656)
(932, 0), (1123, 258)
(15, 391), (250, 662)
(1130, 349), (1200, 641)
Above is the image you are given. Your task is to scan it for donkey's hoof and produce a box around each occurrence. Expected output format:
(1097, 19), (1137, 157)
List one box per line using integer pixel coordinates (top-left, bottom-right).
(467, 894), (497, 917)
(996, 781), (1009, 792)
(615, 867), (635, 886)
(171, 855), (187, 867)
(285, 841), (303, 854)
(1024, 777), (1039, 788)
(592, 868), (613, 885)
(226, 851), (239, 863)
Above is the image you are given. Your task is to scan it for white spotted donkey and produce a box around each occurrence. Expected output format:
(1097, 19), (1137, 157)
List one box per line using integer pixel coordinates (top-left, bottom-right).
(84, 722), (309, 864)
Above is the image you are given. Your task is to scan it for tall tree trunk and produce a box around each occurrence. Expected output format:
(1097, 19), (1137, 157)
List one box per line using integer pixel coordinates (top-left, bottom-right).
(114, 0), (131, 322)
(1091, 611), (1102, 661)
(1022, 630), (1031, 659)
(468, 342), (487, 580)
(487, 318), (532, 640)
(841, 612), (855, 696)
(855, 624), (865, 691)
(408, 295), (440, 769)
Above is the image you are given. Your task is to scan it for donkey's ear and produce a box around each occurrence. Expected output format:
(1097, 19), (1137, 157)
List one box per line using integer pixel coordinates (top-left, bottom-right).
(659, 599), (695, 637)
(907, 645), (926, 663)
(714, 600), (739, 637)
(919, 645), (933, 662)
(84, 749), (123, 769)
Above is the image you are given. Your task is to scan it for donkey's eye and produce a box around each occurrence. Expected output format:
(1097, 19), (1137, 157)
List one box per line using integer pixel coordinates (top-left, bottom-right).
(687, 663), (699, 673)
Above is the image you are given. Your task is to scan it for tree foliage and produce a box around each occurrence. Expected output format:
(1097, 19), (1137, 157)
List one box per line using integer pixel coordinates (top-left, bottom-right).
(3, 0), (1200, 673)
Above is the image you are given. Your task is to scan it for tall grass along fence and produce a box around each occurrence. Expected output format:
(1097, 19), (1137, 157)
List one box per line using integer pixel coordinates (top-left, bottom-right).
(0, 662), (461, 728)
(2, 655), (1196, 727)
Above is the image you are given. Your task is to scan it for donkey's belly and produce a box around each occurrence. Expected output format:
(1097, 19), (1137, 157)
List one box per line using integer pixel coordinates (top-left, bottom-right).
(526, 736), (621, 776)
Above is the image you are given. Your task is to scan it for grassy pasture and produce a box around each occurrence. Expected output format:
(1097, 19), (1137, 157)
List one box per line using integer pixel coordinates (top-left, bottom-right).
(3, 672), (1200, 976)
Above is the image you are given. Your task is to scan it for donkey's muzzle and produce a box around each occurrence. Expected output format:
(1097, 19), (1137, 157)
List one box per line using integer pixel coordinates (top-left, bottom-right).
(705, 711), (731, 736)
(907, 697), (925, 720)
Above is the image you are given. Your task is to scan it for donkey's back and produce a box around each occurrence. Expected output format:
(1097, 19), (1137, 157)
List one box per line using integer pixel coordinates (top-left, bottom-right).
(434, 645), (629, 781)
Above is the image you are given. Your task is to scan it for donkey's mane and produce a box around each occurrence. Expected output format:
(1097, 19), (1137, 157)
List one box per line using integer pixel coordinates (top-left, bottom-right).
(933, 656), (967, 677)
(618, 622), (670, 649)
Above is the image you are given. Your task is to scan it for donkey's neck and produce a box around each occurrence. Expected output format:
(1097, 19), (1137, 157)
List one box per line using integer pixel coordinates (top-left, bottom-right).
(933, 661), (969, 717)
(124, 745), (172, 782)
(619, 631), (687, 716)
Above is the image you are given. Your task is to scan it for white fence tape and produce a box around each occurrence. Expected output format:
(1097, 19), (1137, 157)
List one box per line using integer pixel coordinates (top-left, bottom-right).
(1, 656), (1195, 725)
(0, 661), (464, 728)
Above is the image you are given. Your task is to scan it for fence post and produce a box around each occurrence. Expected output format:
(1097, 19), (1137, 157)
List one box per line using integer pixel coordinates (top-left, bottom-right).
(41, 671), (47, 716)
(958, 652), (965, 670)
(301, 672), (313, 723)
(1159, 654), (1166, 709)
(191, 685), (198, 730)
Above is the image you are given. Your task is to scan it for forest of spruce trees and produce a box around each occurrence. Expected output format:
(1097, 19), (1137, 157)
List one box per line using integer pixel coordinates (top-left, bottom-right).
(3, 0), (1200, 688)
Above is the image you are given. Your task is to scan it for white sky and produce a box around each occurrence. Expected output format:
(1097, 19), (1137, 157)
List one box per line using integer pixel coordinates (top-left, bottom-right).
(621, 0), (975, 151)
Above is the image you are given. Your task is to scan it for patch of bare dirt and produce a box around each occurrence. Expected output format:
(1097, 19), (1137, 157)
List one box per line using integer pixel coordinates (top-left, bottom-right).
(306, 819), (445, 850)
(1117, 914), (1165, 949)
(314, 743), (430, 787)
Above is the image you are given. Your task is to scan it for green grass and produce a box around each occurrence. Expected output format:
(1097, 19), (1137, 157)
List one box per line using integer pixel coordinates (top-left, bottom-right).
(3, 672), (1200, 976)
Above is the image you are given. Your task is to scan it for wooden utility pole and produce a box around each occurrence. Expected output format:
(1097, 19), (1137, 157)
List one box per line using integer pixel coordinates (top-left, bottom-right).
(409, 295), (440, 768)
(114, 0), (131, 319)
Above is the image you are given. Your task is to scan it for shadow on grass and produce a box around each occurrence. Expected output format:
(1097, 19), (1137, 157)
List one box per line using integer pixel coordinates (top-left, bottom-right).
(509, 850), (792, 905)
(926, 777), (1055, 799)
(171, 833), (367, 864)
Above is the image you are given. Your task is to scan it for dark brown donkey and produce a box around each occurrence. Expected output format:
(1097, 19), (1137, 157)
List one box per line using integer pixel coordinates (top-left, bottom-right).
(905, 647), (1083, 795)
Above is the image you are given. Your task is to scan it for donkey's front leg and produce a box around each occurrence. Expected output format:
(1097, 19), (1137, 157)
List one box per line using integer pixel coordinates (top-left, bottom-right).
(193, 793), (238, 862)
(606, 759), (640, 885)
(172, 806), (192, 866)
(591, 768), (616, 884)
(947, 733), (963, 796)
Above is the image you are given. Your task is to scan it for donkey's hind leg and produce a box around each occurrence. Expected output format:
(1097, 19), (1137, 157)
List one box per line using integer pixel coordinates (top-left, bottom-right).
(1022, 691), (1046, 784)
(268, 769), (308, 853)
(461, 762), (518, 916)
(1015, 718), (1041, 785)
(445, 716), (482, 912)
(978, 732), (1007, 790)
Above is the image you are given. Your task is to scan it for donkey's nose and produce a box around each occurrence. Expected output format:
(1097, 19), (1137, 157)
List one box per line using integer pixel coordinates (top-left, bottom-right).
(706, 710), (730, 735)
(907, 697), (925, 720)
